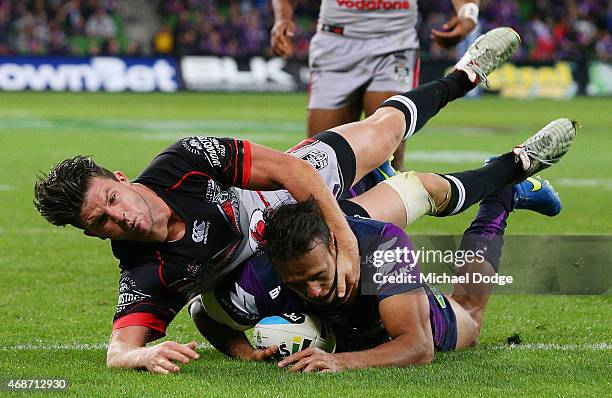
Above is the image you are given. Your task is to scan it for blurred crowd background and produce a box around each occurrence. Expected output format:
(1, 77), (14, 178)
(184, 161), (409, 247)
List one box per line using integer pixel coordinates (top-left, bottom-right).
(0, 0), (610, 62)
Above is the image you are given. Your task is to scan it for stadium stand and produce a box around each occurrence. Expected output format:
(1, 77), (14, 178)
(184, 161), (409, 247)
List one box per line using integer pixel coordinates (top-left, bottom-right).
(0, 0), (609, 61)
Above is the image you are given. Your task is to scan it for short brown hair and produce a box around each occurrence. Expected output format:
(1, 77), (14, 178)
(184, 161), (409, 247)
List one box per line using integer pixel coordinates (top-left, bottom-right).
(34, 156), (116, 228)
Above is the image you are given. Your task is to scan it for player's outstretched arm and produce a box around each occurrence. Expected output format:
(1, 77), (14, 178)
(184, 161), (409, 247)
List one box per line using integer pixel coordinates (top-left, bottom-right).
(431, 0), (479, 48)
(278, 291), (434, 372)
(247, 143), (360, 302)
(270, 0), (298, 57)
(107, 326), (199, 374)
(191, 303), (278, 361)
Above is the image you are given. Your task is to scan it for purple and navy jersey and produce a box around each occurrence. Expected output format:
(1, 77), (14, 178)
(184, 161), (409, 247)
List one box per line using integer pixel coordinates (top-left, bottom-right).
(201, 216), (426, 351)
(111, 136), (252, 338)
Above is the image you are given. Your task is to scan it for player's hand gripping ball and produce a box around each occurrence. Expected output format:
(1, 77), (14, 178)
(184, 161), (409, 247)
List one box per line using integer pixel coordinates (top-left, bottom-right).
(252, 313), (336, 359)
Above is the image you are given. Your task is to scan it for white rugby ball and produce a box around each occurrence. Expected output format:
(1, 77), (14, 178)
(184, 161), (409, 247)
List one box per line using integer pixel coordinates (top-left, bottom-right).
(252, 313), (336, 358)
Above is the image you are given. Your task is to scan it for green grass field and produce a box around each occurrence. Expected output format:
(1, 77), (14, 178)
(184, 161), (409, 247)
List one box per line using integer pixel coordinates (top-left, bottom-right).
(0, 92), (610, 397)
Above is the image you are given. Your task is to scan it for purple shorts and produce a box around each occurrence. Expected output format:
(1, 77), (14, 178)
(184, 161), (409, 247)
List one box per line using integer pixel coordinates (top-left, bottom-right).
(426, 286), (457, 351)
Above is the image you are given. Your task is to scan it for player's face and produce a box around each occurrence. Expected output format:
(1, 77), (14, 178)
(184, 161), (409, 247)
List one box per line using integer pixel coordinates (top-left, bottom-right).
(278, 235), (339, 306)
(79, 173), (163, 241)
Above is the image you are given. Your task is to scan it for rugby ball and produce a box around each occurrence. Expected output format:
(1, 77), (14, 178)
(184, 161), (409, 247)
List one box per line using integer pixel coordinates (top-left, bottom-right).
(252, 313), (336, 358)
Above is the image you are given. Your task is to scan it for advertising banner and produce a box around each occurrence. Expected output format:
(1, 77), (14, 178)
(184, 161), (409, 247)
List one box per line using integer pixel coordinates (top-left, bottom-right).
(587, 62), (612, 97)
(0, 56), (179, 92)
(181, 56), (308, 92)
(486, 62), (579, 99)
(1, 55), (605, 98)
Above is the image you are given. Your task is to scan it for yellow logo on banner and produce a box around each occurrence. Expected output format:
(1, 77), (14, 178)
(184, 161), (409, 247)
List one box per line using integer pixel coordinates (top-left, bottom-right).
(486, 62), (577, 99)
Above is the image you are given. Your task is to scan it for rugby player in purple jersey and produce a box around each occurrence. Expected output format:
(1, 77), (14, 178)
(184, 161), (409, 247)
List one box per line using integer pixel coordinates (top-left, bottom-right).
(271, 0), (481, 169)
(190, 177), (563, 371)
(33, 28), (575, 373)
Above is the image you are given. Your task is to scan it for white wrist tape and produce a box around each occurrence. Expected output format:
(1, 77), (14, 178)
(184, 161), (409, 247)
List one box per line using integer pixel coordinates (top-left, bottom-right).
(458, 2), (479, 25)
(381, 171), (435, 227)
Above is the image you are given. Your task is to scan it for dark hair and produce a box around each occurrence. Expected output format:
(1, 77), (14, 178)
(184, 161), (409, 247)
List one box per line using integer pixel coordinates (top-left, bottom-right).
(33, 156), (116, 228)
(262, 197), (330, 265)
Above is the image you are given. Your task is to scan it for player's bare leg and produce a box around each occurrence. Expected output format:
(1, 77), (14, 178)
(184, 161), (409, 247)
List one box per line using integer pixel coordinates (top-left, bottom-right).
(333, 27), (522, 186)
(363, 90), (406, 171)
(307, 105), (361, 138)
(343, 114), (576, 230)
(447, 187), (516, 348)
(346, 172), (449, 227)
(447, 178), (563, 349)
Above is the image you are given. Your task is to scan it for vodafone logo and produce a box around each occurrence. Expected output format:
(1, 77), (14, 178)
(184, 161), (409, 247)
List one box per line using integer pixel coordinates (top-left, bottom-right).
(336, 0), (410, 10)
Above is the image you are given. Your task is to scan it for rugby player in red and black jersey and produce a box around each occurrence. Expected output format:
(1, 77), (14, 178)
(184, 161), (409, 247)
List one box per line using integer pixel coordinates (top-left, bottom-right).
(33, 29), (576, 374)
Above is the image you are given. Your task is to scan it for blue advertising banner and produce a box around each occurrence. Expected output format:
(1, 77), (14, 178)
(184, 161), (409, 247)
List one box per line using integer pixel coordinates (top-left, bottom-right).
(0, 56), (179, 92)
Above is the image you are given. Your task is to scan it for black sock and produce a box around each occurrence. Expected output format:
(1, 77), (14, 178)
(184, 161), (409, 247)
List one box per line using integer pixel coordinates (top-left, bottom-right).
(459, 186), (514, 271)
(338, 199), (371, 218)
(436, 153), (522, 216)
(381, 71), (475, 139)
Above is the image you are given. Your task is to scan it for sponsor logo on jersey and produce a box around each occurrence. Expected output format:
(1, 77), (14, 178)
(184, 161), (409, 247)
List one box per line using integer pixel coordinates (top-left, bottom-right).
(186, 261), (202, 277)
(199, 137), (222, 167)
(183, 137), (204, 155)
(336, 0), (411, 10)
(205, 180), (231, 203)
(230, 282), (259, 315)
(269, 286), (282, 300)
(300, 149), (328, 171)
(192, 220), (210, 243)
(248, 209), (266, 253)
(116, 276), (152, 313)
(220, 296), (262, 322)
(182, 137), (224, 167)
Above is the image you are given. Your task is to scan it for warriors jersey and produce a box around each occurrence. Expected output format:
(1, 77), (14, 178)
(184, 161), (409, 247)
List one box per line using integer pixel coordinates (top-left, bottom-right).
(111, 133), (357, 339)
(318, 0), (419, 40)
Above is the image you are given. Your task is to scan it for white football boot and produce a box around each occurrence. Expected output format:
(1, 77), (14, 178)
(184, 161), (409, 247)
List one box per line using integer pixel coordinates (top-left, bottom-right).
(513, 118), (578, 177)
(454, 27), (521, 87)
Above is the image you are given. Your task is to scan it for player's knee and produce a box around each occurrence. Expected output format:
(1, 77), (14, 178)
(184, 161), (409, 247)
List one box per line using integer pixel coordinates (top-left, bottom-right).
(367, 108), (405, 144)
(417, 173), (450, 213)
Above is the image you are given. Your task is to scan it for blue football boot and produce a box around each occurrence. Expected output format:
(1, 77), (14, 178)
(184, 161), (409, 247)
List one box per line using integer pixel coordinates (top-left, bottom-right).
(513, 176), (562, 216)
(484, 157), (562, 217)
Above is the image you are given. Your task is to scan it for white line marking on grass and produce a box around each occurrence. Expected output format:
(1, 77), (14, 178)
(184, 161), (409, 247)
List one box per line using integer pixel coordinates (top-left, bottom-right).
(138, 131), (297, 143)
(1, 342), (213, 351)
(555, 178), (612, 191)
(405, 150), (493, 163)
(3, 342), (608, 351)
(0, 184), (14, 191)
(491, 343), (611, 351)
(423, 126), (500, 136)
(0, 116), (304, 135)
(0, 343), (109, 350)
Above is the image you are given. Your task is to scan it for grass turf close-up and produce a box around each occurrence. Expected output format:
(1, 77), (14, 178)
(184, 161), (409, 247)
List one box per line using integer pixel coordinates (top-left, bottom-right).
(0, 92), (610, 397)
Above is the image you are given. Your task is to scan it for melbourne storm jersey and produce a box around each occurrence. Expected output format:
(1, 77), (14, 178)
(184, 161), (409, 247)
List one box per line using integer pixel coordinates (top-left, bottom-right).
(200, 216), (433, 352)
(319, 0), (419, 40)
